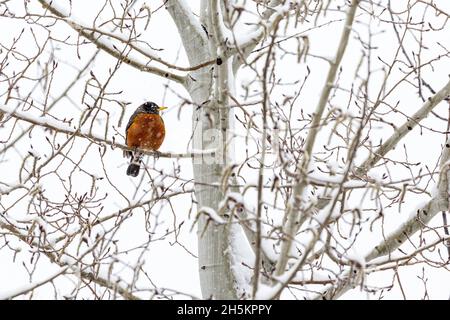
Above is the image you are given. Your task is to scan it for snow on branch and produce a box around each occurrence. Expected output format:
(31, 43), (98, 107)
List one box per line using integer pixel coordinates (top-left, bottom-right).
(193, 206), (226, 237)
(38, 0), (190, 84)
(229, 0), (296, 70)
(275, 0), (361, 277)
(197, 206), (226, 224)
(0, 265), (69, 300)
(0, 104), (215, 161)
(0, 219), (140, 300)
(165, 0), (209, 66)
(366, 136), (450, 261)
(315, 137), (450, 300)
(360, 76), (450, 171)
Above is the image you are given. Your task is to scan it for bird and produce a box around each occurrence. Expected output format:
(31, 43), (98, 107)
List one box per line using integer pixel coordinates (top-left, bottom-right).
(124, 101), (167, 177)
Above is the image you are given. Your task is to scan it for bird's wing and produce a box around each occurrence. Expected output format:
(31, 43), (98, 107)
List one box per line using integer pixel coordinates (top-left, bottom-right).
(125, 110), (141, 144)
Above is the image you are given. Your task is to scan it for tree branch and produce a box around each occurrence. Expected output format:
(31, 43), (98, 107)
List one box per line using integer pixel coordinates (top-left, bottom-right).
(0, 220), (140, 300)
(0, 265), (69, 300)
(0, 104), (214, 162)
(38, 0), (187, 84)
(165, 0), (209, 65)
(275, 0), (360, 276)
(360, 76), (450, 171)
(317, 136), (450, 300)
(230, 1), (286, 71)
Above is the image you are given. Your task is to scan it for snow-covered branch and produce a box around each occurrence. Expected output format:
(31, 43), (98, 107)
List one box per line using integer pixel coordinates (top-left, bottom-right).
(275, 0), (361, 277)
(367, 136), (450, 261)
(0, 104), (214, 161)
(165, 0), (210, 66)
(360, 76), (450, 171)
(0, 219), (140, 300)
(317, 137), (450, 300)
(230, 2), (287, 71)
(38, 0), (187, 84)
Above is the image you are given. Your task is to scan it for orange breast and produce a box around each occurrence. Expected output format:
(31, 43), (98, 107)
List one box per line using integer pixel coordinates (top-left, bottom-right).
(126, 113), (165, 151)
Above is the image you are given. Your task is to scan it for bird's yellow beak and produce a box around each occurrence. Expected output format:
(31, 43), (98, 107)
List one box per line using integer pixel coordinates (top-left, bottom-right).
(158, 106), (168, 111)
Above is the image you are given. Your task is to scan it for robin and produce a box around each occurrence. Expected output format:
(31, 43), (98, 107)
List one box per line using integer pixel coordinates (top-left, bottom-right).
(125, 101), (167, 177)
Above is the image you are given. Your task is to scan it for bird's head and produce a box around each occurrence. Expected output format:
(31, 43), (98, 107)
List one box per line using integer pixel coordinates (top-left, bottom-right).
(141, 101), (168, 114)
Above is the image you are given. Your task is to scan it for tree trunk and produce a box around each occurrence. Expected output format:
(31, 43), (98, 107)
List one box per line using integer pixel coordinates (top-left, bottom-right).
(187, 74), (238, 299)
(167, 0), (238, 299)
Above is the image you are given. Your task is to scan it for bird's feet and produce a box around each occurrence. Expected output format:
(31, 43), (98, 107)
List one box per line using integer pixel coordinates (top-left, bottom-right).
(153, 150), (162, 160)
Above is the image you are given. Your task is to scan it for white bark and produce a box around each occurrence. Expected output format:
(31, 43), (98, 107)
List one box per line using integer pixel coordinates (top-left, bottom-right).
(166, 0), (238, 299)
(361, 76), (450, 171)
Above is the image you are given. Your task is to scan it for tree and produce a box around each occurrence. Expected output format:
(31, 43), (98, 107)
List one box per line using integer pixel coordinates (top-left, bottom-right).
(0, 0), (449, 300)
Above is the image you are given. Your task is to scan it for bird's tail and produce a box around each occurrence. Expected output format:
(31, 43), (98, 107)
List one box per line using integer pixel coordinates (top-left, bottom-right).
(126, 151), (143, 177)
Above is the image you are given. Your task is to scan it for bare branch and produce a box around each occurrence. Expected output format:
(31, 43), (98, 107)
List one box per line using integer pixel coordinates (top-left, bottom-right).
(360, 77), (450, 171)
(0, 104), (214, 161)
(38, 0), (187, 84)
(275, 0), (361, 277)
